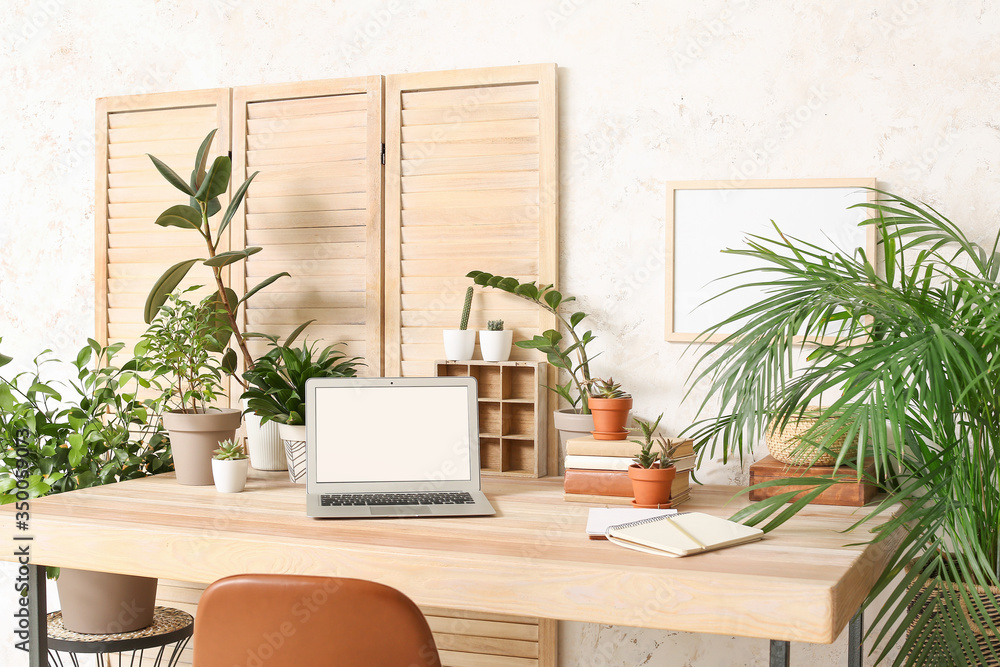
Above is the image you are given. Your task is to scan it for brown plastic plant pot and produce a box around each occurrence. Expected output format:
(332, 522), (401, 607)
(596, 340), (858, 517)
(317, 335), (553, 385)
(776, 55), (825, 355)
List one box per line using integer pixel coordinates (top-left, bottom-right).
(627, 463), (675, 507)
(56, 568), (158, 634)
(162, 409), (243, 486)
(588, 396), (633, 440)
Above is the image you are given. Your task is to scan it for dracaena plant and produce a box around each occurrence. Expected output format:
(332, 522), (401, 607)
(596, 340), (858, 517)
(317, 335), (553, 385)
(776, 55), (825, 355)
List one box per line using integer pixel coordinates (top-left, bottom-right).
(685, 190), (1000, 666)
(241, 327), (365, 426)
(145, 129), (288, 387)
(467, 271), (596, 413)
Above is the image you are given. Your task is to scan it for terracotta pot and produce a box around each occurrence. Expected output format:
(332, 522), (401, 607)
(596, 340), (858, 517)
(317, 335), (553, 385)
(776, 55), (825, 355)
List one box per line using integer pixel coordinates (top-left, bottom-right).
(553, 409), (595, 461)
(56, 568), (157, 634)
(588, 397), (633, 440)
(243, 399), (286, 471)
(163, 409), (242, 486)
(212, 458), (249, 493)
(278, 423), (307, 484)
(443, 330), (476, 360)
(628, 464), (675, 507)
(479, 330), (513, 362)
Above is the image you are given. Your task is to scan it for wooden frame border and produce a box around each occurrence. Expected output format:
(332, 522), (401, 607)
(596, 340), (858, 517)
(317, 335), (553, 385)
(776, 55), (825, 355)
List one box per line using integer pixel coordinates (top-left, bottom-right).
(230, 76), (385, 376)
(665, 177), (878, 344)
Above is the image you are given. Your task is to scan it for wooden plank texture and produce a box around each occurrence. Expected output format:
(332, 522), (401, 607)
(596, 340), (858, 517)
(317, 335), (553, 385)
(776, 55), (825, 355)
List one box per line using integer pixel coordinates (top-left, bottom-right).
(231, 77), (384, 376)
(5, 475), (901, 645)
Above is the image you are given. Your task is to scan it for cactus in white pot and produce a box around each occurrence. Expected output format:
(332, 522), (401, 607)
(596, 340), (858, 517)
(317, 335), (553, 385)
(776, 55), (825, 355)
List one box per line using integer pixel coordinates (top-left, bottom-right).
(479, 319), (513, 362)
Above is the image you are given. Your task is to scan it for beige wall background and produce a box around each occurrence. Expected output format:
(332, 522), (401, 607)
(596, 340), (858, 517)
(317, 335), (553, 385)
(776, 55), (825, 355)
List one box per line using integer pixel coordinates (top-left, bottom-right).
(2, 0), (999, 664)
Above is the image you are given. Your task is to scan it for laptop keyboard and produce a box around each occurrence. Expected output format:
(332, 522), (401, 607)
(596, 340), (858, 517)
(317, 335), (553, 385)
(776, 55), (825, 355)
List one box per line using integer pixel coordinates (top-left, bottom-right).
(321, 492), (475, 507)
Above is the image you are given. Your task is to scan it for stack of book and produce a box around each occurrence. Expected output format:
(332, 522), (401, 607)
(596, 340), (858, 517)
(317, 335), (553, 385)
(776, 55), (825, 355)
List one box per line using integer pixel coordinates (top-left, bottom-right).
(563, 435), (696, 506)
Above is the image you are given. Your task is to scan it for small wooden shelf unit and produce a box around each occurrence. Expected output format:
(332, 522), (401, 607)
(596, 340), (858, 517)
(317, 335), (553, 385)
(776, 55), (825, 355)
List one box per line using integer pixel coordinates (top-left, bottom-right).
(434, 360), (547, 478)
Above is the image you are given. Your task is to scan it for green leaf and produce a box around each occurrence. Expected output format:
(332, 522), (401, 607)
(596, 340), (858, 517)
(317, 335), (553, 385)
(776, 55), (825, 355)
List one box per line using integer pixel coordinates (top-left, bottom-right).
(284, 320), (315, 347)
(144, 259), (200, 323)
(194, 156), (232, 203)
(204, 247), (262, 268)
(192, 129), (218, 189)
(514, 283), (539, 300)
(154, 204), (203, 230)
(240, 272), (290, 305)
(472, 272), (494, 286)
(29, 382), (61, 400)
(0, 353), (11, 368)
(570, 311), (587, 328)
(75, 345), (92, 369)
(466, 270), (484, 280)
(147, 154), (195, 196)
(497, 277), (519, 292)
(218, 172), (258, 243)
(221, 349), (238, 375)
(544, 290), (563, 310)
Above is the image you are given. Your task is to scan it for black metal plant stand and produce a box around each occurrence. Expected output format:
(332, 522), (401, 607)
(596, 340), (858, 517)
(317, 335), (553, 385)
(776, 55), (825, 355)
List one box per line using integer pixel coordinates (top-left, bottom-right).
(45, 606), (193, 667)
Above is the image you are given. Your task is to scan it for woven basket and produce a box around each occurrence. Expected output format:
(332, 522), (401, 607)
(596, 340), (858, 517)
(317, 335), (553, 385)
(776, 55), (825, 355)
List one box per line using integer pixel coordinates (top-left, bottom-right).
(765, 408), (854, 466)
(906, 568), (1000, 665)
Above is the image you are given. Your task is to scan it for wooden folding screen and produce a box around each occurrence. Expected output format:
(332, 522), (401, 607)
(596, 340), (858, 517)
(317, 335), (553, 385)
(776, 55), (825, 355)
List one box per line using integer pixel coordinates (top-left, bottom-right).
(231, 77), (384, 375)
(96, 89), (231, 355)
(384, 64), (559, 378)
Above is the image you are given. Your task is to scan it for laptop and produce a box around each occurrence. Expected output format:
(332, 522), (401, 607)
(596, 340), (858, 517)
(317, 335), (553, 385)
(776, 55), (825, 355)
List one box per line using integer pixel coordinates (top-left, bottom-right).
(305, 376), (496, 518)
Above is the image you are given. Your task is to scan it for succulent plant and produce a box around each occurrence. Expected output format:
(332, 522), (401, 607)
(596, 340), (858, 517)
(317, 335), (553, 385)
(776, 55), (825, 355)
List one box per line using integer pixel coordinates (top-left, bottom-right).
(213, 438), (247, 461)
(459, 286), (474, 330)
(585, 377), (630, 399)
(629, 414), (678, 470)
(487, 319), (504, 331)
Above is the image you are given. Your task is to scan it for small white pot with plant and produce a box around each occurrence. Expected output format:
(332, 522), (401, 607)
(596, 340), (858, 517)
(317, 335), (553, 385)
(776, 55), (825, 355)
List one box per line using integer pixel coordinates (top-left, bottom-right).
(479, 319), (513, 362)
(443, 286), (477, 360)
(212, 438), (249, 493)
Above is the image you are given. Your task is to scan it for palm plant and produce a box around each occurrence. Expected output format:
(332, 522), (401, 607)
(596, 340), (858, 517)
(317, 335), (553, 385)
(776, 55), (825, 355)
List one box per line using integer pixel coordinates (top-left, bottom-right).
(685, 190), (1000, 665)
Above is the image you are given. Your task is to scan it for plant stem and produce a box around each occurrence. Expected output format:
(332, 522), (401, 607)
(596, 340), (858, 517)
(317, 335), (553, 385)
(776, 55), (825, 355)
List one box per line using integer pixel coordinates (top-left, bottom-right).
(201, 205), (251, 389)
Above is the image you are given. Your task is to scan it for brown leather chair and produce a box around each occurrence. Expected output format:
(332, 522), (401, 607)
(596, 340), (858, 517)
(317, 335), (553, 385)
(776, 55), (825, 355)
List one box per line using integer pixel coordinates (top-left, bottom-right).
(192, 574), (441, 666)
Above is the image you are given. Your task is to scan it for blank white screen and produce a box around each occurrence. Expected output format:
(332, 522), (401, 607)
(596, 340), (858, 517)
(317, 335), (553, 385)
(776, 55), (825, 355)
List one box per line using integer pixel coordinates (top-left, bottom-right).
(314, 386), (472, 483)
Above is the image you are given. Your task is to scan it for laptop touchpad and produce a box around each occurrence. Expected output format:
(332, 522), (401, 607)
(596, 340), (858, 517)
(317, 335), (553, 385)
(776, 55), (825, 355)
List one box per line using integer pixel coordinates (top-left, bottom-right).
(369, 506), (432, 515)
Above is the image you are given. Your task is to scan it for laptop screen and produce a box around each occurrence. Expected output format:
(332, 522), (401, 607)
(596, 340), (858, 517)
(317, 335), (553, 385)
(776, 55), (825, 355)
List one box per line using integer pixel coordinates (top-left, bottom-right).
(313, 385), (473, 484)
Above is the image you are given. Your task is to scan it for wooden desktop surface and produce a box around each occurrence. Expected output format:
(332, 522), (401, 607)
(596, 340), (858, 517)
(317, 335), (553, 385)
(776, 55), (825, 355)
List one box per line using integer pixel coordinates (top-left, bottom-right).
(0, 472), (900, 644)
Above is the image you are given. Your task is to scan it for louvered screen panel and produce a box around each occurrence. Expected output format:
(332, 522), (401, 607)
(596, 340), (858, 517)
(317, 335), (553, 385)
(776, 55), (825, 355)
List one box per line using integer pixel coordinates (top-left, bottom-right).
(97, 90), (231, 358)
(231, 77), (384, 376)
(384, 64), (558, 379)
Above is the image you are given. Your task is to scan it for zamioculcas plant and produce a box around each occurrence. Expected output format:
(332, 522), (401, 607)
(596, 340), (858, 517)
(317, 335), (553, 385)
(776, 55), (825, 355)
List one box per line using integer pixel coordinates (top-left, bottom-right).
(145, 129), (289, 386)
(467, 271), (596, 413)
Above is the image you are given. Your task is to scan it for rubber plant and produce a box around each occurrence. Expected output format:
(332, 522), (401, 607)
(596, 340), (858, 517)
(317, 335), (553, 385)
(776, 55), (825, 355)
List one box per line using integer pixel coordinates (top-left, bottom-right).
(466, 271), (596, 413)
(144, 129), (288, 388)
(685, 190), (1000, 665)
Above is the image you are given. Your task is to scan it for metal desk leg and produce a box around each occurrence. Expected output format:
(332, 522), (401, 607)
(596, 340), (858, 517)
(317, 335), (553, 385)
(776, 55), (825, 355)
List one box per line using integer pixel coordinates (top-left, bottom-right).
(848, 610), (863, 667)
(770, 640), (790, 667)
(27, 564), (47, 667)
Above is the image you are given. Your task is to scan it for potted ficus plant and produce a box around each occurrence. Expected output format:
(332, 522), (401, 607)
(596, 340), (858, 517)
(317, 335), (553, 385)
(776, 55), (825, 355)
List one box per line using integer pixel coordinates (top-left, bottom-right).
(137, 289), (240, 486)
(0, 338), (170, 634)
(144, 129), (291, 471)
(212, 438), (249, 493)
(443, 286), (476, 360)
(467, 272), (598, 448)
(241, 334), (364, 483)
(686, 190), (1000, 665)
(584, 377), (633, 440)
(627, 414), (678, 508)
(479, 319), (513, 362)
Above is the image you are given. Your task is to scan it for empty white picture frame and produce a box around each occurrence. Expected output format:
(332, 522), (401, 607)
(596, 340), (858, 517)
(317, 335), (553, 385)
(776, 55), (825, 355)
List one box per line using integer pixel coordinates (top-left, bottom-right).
(665, 178), (878, 343)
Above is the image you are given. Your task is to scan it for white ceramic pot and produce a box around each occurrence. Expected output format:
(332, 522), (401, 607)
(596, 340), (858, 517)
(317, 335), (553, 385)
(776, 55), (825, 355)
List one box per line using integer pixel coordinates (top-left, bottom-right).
(278, 423), (308, 484)
(242, 399), (286, 471)
(479, 330), (513, 362)
(212, 458), (249, 493)
(443, 330), (477, 360)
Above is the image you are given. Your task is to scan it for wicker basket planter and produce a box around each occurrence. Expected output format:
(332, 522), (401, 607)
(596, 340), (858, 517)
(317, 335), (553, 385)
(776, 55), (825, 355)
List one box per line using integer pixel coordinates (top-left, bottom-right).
(765, 408), (854, 466)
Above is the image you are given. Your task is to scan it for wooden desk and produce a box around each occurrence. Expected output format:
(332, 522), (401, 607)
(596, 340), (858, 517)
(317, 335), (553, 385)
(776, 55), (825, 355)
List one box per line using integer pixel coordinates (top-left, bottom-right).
(1, 473), (900, 666)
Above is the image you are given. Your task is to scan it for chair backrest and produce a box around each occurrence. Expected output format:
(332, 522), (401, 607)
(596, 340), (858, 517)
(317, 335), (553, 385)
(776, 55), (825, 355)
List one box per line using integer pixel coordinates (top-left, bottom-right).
(192, 574), (441, 667)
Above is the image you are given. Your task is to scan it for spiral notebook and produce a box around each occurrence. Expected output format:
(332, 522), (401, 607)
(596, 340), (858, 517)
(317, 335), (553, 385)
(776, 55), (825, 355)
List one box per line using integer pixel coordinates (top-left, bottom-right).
(605, 512), (764, 557)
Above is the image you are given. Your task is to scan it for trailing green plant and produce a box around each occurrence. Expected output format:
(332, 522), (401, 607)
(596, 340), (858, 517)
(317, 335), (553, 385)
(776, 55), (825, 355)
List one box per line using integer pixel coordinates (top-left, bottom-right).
(0, 338), (171, 505)
(630, 414), (678, 470)
(684, 189), (1000, 666)
(144, 129), (289, 386)
(467, 271), (596, 413)
(241, 331), (365, 426)
(136, 288), (228, 413)
(585, 377), (630, 399)
(487, 319), (504, 332)
(459, 286), (474, 330)
(213, 438), (247, 461)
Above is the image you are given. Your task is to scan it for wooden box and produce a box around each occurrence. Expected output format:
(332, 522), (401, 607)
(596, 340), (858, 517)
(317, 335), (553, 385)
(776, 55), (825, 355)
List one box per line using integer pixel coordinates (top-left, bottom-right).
(434, 360), (547, 477)
(748, 455), (879, 507)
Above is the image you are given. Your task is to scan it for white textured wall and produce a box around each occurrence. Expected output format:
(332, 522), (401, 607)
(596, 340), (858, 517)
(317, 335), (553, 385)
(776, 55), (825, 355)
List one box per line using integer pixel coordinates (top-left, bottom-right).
(3, 0), (999, 664)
